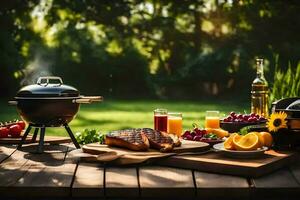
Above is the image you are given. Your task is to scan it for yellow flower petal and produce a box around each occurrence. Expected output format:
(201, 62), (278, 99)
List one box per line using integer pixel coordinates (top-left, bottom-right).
(267, 111), (288, 132)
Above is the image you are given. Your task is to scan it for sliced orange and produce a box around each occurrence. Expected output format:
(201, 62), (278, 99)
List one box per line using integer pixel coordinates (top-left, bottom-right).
(233, 132), (260, 151)
(206, 128), (229, 138)
(205, 128), (214, 133)
(232, 134), (242, 145)
(260, 132), (273, 148)
(224, 133), (238, 150)
(252, 132), (264, 148)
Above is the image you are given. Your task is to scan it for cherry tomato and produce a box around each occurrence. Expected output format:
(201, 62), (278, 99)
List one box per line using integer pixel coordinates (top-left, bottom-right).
(17, 120), (26, 130)
(9, 124), (22, 138)
(0, 127), (9, 138)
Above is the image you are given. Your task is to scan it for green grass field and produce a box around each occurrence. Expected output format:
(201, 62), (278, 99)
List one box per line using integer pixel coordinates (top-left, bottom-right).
(0, 99), (247, 136)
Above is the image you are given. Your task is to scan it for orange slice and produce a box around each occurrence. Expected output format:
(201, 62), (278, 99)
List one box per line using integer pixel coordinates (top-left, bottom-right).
(224, 133), (238, 150)
(252, 132), (264, 148)
(260, 132), (273, 148)
(233, 132), (260, 151)
(232, 134), (242, 145)
(206, 128), (229, 138)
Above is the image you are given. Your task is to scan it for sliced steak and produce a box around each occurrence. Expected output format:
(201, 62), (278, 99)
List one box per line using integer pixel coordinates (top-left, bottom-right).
(105, 129), (149, 151)
(168, 133), (182, 147)
(141, 128), (175, 152)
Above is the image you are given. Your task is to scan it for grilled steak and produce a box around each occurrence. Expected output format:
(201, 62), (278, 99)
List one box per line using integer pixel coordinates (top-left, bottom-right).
(105, 128), (179, 152)
(140, 128), (175, 152)
(105, 129), (149, 151)
(168, 133), (182, 147)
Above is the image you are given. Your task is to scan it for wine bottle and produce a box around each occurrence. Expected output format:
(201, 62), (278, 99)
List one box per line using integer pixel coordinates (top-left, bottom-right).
(251, 58), (269, 117)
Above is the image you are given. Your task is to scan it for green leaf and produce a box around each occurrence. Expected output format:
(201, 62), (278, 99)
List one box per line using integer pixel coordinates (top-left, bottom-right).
(75, 128), (106, 145)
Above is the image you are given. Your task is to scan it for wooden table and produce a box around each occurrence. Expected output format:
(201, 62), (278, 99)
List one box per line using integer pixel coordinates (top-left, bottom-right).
(0, 143), (300, 200)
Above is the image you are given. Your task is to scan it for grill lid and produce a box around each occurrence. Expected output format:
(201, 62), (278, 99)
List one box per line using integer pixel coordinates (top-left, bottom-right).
(16, 76), (80, 98)
(287, 99), (300, 111)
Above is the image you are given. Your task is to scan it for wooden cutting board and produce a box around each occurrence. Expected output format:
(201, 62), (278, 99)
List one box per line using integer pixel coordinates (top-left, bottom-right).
(0, 135), (71, 144)
(82, 139), (210, 154)
(71, 140), (210, 165)
(158, 150), (298, 177)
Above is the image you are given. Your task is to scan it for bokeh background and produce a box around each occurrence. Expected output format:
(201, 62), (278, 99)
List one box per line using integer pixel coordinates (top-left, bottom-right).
(2, 0), (300, 99)
(0, 0), (299, 134)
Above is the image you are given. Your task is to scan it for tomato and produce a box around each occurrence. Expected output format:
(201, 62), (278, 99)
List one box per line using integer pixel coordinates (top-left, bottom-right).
(9, 124), (22, 138)
(0, 127), (9, 138)
(17, 120), (26, 130)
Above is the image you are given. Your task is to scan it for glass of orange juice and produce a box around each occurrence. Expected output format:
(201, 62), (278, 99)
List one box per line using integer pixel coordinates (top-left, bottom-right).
(167, 112), (183, 136)
(205, 111), (220, 129)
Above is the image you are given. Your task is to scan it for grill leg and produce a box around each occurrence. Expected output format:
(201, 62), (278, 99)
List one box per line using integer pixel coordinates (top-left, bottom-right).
(17, 125), (32, 150)
(37, 126), (45, 153)
(64, 123), (80, 149)
(31, 128), (39, 142)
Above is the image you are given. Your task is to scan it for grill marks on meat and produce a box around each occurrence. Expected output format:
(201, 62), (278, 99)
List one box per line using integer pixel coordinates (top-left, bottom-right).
(105, 129), (149, 151)
(140, 128), (174, 152)
(105, 128), (177, 152)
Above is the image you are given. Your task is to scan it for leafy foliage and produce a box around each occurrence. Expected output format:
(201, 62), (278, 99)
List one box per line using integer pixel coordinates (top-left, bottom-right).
(1, 0), (300, 99)
(270, 57), (300, 103)
(75, 128), (105, 145)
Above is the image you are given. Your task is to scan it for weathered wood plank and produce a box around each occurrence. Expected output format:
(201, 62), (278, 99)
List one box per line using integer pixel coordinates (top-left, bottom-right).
(0, 147), (32, 188)
(13, 163), (76, 197)
(160, 150), (297, 177)
(0, 135), (71, 145)
(72, 163), (104, 197)
(252, 168), (300, 198)
(0, 143), (76, 197)
(194, 171), (250, 199)
(0, 145), (16, 163)
(105, 167), (139, 198)
(289, 153), (300, 184)
(139, 166), (195, 198)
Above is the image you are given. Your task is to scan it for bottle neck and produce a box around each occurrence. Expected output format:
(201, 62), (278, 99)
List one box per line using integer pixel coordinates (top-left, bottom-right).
(256, 59), (265, 79)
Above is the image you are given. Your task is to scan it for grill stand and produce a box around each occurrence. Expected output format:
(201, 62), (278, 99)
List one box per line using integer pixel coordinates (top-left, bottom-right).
(17, 123), (80, 153)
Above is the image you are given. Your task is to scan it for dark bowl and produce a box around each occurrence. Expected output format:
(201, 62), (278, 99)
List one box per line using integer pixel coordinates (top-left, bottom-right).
(220, 120), (267, 133)
(199, 138), (224, 146)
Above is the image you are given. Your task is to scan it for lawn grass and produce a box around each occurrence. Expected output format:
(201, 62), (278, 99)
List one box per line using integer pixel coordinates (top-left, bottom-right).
(0, 99), (248, 136)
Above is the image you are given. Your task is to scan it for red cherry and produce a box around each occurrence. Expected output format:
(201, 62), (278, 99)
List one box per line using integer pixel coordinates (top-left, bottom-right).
(195, 130), (203, 136)
(190, 131), (196, 137)
(243, 115), (249, 121)
(259, 117), (266, 122)
(248, 117), (256, 122)
(230, 112), (236, 117)
(182, 130), (191, 138)
(184, 135), (193, 140)
(193, 135), (202, 141)
(237, 114), (243, 119)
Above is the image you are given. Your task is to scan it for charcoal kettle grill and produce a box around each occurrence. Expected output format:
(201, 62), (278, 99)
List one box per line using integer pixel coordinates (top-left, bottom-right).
(9, 76), (103, 153)
(271, 97), (300, 149)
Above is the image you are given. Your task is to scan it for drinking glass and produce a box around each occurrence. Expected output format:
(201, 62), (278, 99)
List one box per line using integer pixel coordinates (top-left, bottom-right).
(205, 111), (220, 129)
(167, 112), (183, 136)
(154, 109), (168, 132)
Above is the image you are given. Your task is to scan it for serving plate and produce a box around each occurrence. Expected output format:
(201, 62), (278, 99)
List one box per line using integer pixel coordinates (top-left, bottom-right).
(213, 142), (268, 159)
(220, 121), (267, 133)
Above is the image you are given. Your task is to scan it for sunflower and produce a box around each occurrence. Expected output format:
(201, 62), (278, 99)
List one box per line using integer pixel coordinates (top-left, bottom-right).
(267, 111), (288, 132)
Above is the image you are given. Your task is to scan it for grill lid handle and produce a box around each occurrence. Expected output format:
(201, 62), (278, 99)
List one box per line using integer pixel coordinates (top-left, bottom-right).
(37, 76), (63, 86)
